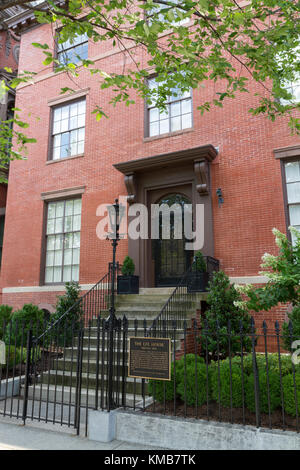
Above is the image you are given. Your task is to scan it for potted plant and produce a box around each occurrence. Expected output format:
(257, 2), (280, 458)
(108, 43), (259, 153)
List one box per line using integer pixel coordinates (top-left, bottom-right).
(187, 251), (209, 292)
(117, 256), (139, 294)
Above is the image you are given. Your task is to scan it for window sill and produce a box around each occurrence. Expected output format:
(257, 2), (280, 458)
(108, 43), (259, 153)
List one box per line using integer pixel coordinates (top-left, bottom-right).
(46, 154), (84, 165)
(144, 127), (194, 143)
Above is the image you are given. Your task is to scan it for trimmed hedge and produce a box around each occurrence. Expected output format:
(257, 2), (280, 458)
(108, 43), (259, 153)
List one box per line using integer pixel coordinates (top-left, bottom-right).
(148, 353), (299, 417)
(282, 373), (300, 418)
(245, 370), (282, 414)
(210, 362), (245, 408)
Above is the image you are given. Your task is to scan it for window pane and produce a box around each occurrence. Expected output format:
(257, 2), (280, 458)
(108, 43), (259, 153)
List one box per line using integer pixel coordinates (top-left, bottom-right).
(182, 99), (191, 115)
(63, 265), (72, 282)
(45, 267), (53, 283)
(64, 248), (72, 265)
(66, 200), (74, 216)
(150, 121), (159, 137)
(149, 108), (159, 122)
(55, 217), (63, 234)
(53, 266), (62, 282)
(74, 199), (82, 215)
(72, 248), (80, 265)
(171, 116), (181, 132)
(160, 119), (169, 134)
(287, 182), (300, 203)
(77, 141), (84, 154)
(285, 161), (300, 183)
(73, 214), (81, 231)
(47, 219), (55, 235)
(65, 233), (73, 249)
(46, 251), (54, 266)
(54, 250), (63, 266)
(47, 235), (55, 250)
(55, 235), (63, 250)
(170, 101), (181, 117)
(69, 116), (78, 130)
(65, 215), (73, 232)
(182, 113), (192, 129)
(48, 203), (56, 219)
(70, 102), (78, 117)
(72, 265), (79, 282)
(289, 204), (300, 225)
(73, 232), (80, 248)
(53, 108), (61, 122)
(56, 201), (64, 218)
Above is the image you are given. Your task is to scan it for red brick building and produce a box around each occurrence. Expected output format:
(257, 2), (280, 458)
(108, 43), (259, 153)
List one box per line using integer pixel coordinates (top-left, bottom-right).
(0, 7), (299, 323)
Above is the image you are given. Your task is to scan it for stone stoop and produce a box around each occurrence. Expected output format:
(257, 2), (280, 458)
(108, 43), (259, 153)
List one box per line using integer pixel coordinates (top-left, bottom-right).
(25, 289), (207, 412)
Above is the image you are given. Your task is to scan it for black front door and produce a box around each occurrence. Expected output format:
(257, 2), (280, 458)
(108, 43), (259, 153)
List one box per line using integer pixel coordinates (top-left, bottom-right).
(153, 194), (193, 287)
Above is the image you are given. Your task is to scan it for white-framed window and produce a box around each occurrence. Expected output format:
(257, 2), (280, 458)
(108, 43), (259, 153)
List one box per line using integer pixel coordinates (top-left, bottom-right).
(280, 80), (300, 105)
(51, 99), (86, 160)
(147, 77), (192, 137)
(45, 198), (82, 283)
(285, 160), (300, 245)
(56, 32), (88, 66)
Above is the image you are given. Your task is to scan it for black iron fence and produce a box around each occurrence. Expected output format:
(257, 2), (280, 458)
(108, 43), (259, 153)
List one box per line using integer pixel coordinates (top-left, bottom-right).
(0, 314), (299, 435)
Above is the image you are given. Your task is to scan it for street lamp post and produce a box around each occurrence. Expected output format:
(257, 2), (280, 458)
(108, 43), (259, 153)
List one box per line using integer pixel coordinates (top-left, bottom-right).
(106, 199), (124, 411)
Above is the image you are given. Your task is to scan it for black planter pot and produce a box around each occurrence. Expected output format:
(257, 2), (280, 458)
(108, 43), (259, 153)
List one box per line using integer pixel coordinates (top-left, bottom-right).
(187, 271), (209, 292)
(117, 275), (139, 294)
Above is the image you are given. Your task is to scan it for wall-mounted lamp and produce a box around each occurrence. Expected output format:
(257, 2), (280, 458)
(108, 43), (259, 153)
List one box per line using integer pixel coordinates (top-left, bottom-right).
(216, 188), (224, 207)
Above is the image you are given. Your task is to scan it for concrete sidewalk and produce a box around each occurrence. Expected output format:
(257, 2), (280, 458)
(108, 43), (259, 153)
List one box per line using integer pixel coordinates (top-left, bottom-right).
(0, 418), (165, 450)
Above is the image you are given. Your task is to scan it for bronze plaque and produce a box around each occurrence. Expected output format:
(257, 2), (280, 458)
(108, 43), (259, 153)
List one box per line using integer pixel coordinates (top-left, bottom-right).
(128, 336), (171, 381)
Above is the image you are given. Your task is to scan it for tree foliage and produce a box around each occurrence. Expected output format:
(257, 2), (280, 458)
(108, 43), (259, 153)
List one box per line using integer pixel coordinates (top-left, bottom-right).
(0, 0), (299, 167)
(241, 227), (300, 312)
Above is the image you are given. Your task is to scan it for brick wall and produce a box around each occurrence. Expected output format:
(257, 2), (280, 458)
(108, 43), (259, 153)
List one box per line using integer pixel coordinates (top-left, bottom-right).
(0, 22), (299, 320)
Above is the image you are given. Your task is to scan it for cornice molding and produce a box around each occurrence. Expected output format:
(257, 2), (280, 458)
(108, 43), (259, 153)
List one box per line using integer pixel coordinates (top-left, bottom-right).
(274, 144), (300, 160)
(114, 145), (218, 175)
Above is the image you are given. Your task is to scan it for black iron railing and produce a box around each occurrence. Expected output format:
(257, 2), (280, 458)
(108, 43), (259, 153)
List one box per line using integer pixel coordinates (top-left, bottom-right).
(148, 256), (219, 336)
(0, 314), (299, 435)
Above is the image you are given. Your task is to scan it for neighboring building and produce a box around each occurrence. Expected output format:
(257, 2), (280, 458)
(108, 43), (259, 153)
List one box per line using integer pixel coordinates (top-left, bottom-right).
(0, 6), (299, 325)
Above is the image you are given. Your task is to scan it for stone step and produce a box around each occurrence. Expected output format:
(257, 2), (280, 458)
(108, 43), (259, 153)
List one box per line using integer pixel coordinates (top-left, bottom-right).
(26, 384), (144, 408)
(38, 370), (147, 394)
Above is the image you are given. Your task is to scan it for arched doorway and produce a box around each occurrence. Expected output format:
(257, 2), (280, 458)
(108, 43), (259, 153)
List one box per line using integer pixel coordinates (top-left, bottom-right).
(152, 193), (193, 287)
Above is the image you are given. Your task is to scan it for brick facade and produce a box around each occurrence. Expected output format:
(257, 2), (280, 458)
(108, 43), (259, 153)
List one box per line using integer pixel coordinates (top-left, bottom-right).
(0, 21), (299, 323)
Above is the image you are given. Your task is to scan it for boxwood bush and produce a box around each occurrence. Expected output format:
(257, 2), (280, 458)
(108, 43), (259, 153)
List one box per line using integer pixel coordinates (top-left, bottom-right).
(245, 370), (282, 414)
(282, 373), (300, 417)
(210, 362), (245, 408)
(4, 304), (45, 347)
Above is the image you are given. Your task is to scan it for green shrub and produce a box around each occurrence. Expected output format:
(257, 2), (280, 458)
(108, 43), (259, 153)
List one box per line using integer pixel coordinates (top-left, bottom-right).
(2, 345), (22, 370)
(245, 370), (281, 414)
(121, 256), (135, 276)
(0, 305), (13, 339)
(192, 251), (206, 272)
(177, 362), (209, 406)
(48, 282), (83, 347)
(282, 373), (300, 417)
(282, 305), (300, 351)
(148, 363), (176, 403)
(4, 304), (45, 347)
(148, 355), (205, 404)
(210, 362), (245, 408)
